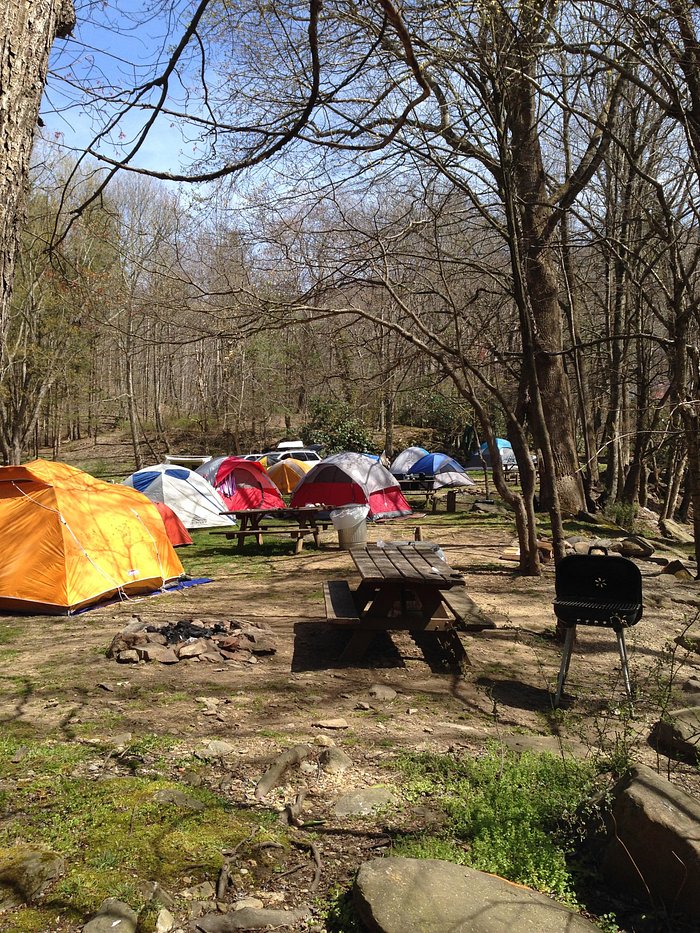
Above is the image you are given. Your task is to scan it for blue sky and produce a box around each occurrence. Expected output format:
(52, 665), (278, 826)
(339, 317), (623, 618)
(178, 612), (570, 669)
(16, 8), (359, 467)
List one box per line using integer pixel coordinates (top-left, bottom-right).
(43, 0), (203, 175)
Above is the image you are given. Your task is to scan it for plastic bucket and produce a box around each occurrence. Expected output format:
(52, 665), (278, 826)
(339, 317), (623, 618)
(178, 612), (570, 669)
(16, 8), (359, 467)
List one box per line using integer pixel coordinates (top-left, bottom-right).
(337, 520), (368, 550)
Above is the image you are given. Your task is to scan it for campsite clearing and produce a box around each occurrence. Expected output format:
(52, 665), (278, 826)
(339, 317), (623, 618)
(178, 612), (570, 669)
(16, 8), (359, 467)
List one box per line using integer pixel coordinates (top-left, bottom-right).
(1, 506), (700, 931)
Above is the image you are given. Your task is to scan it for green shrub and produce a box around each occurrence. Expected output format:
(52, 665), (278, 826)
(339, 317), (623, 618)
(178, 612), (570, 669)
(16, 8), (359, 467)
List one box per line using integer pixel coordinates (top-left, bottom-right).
(394, 744), (602, 902)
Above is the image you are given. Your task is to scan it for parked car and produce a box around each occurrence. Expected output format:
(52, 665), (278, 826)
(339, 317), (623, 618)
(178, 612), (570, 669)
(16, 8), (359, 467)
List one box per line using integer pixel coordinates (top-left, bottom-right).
(262, 448), (322, 466)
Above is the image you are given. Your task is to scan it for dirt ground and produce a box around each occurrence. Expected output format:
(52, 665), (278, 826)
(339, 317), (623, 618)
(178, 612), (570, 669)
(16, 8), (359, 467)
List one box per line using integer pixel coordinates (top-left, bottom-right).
(1, 514), (700, 929)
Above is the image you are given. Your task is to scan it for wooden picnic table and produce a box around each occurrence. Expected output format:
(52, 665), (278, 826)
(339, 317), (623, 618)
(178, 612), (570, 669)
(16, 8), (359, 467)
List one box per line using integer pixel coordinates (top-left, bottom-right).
(324, 542), (495, 666)
(212, 506), (330, 553)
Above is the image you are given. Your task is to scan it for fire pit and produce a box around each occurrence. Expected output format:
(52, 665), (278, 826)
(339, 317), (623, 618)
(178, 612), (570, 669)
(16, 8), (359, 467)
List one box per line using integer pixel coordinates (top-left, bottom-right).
(107, 615), (276, 665)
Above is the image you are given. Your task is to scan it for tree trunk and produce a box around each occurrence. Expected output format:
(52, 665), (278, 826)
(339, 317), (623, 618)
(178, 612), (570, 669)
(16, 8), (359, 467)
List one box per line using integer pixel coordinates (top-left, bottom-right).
(507, 68), (585, 515)
(0, 0), (75, 342)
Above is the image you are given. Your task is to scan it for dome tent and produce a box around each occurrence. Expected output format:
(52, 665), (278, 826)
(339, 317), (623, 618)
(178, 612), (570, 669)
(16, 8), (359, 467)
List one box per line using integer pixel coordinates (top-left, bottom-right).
(0, 460), (184, 614)
(154, 502), (193, 547)
(290, 451), (411, 520)
(466, 438), (517, 469)
(389, 446), (429, 477)
(409, 452), (475, 490)
(196, 457), (285, 511)
(267, 458), (312, 495)
(123, 464), (234, 529)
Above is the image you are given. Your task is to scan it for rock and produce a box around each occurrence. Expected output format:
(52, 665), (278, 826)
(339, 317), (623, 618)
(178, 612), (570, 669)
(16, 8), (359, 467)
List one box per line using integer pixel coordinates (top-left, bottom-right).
(138, 645), (180, 664)
(320, 747), (353, 773)
(674, 633), (700, 654)
(182, 881), (216, 900)
(123, 616), (147, 634)
(137, 881), (176, 910)
(660, 518), (695, 544)
(156, 908), (176, 933)
(501, 735), (588, 758)
(178, 639), (212, 659)
(334, 786), (396, 818)
(683, 677), (700, 693)
(233, 896), (264, 910)
(107, 732), (132, 750)
(355, 702), (371, 711)
(602, 764), (700, 923)
(616, 535), (655, 558)
(0, 846), (65, 907)
(650, 707), (700, 761)
(314, 735), (335, 747)
(353, 858), (598, 932)
(83, 898), (138, 933)
(97, 682), (114, 692)
(146, 632), (169, 646)
(312, 718), (349, 730)
(116, 649), (140, 664)
(190, 906), (312, 931)
(661, 559), (694, 580)
(196, 740), (236, 760)
(368, 684), (397, 702)
(471, 500), (504, 514)
(154, 789), (206, 811)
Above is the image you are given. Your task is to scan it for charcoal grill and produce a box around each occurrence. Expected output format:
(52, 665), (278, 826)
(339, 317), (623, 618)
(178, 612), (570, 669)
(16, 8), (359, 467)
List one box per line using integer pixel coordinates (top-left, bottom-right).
(553, 546), (643, 706)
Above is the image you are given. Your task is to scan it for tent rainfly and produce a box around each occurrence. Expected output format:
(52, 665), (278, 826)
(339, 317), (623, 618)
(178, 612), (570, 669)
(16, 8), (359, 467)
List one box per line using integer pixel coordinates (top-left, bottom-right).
(290, 451), (411, 519)
(123, 464), (234, 529)
(266, 458), (312, 495)
(154, 502), (193, 547)
(196, 457), (286, 511)
(389, 446), (430, 477)
(409, 452), (475, 490)
(0, 459), (184, 614)
(466, 438), (517, 469)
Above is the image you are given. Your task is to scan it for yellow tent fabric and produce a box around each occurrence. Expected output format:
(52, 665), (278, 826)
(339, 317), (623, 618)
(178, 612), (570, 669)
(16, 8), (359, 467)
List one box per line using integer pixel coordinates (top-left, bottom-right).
(267, 458), (312, 494)
(0, 459), (184, 614)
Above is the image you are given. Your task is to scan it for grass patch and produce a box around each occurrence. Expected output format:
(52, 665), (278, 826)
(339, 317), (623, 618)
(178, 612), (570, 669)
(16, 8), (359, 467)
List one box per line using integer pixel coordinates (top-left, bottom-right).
(181, 530), (309, 578)
(0, 735), (279, 927)
(394, 744), (605, 906)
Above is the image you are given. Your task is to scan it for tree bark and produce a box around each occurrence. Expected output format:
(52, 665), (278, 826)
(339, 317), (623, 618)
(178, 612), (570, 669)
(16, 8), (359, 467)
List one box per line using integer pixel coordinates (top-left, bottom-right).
(0, 0), (75, 345)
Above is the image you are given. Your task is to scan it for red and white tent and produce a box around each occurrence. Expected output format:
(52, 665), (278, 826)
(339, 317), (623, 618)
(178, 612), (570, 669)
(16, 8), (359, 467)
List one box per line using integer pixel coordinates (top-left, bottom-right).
(290, 452), (411, 520)
(196, 457), (285, 511)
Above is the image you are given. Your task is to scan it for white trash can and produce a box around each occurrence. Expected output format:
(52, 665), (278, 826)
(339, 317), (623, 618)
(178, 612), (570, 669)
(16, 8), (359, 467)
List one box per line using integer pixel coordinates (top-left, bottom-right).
(330, 505), (369, 550)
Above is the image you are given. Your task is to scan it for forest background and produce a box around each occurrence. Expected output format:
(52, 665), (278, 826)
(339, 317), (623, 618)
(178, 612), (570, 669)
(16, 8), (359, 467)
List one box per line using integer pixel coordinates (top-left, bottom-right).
(3, 0), (700, 573)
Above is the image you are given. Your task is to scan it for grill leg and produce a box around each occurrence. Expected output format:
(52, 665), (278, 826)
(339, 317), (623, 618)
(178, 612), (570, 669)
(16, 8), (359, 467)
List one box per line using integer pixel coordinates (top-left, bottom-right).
(616, 627), (634, 703)
(554, 625), (576, 707)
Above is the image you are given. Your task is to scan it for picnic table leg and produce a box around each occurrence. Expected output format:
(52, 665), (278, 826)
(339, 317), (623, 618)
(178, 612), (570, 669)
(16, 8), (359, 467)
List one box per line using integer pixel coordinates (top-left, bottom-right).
(294, 531), (304, 554)
(340, 629), (376, 663)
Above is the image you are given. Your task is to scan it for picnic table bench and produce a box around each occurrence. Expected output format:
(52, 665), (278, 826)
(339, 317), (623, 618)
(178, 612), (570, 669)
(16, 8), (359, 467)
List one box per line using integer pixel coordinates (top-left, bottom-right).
(324, 542), (495, 667)
(211, 506), (330, 553)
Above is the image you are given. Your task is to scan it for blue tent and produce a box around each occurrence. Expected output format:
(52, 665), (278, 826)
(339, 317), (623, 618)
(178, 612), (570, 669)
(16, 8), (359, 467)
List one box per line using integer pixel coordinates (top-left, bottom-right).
(466, 438), (517, 469)
(390, 446), (429, 477)
(409, 453), (474, 490)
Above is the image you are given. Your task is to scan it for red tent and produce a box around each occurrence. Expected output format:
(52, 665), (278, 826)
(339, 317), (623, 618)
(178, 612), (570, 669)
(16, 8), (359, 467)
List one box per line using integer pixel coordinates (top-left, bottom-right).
(196, 457), (285, 511)
(155, 502), (193, 547)
(290, 452), (411, 519)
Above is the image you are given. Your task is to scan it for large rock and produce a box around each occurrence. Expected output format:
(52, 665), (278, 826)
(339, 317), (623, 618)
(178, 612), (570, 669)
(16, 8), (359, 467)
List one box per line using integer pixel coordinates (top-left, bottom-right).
(650, 707), (700, 761)
(190, 906), (311, 931)
(659, 518), (694, 544)
(0, 846), (64, 907)
(353, 858), (598, 932)
(602, 764), (700, 923)
(82, 897), (138, 932)
(334, 787), (396, 818)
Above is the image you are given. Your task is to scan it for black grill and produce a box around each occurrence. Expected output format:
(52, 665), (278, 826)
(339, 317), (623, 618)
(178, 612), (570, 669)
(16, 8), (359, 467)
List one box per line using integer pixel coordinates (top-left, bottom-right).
(552, 547), (643, 706)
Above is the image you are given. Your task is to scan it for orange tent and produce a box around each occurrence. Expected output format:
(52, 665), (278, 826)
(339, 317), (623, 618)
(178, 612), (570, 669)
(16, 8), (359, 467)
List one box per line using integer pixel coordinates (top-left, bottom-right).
(0, 460), (184, 614)
(267, 458), (312, 494)
(154, 502), (193, 547)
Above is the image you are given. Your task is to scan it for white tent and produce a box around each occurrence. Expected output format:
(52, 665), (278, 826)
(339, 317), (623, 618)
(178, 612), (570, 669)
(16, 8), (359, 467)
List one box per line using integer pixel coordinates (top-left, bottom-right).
(389, 446), (429, 476)
(123, 464), (235, 529)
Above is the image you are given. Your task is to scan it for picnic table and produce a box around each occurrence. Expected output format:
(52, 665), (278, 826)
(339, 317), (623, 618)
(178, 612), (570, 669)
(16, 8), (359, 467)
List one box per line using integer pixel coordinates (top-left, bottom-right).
(211, 506), (330, 553)
(324, 542), (495, 667)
